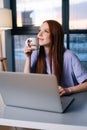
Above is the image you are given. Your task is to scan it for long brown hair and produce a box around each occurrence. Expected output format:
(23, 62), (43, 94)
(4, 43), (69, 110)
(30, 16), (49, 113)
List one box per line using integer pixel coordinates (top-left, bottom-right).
(36, 20), (65, 85)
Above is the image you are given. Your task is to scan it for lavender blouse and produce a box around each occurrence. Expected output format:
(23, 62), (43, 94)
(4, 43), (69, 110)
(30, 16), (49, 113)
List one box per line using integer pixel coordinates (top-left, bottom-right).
(30, 49), (87, 88)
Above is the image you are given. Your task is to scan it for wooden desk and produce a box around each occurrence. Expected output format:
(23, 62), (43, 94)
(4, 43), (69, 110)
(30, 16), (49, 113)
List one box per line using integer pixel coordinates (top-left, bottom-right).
(0, 92), (87, 130)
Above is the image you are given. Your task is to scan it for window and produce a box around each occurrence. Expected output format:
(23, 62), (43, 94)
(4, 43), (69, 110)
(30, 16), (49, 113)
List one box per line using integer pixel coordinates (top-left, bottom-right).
(69, 0), (87, 69)
(11, 0), (87, 71)
(16, 0), (62, 27)
(69, 0), (87, 29)
(12, 0), (62, 71)
(70, 34), (87, 69)
(14, 34), (37, 72)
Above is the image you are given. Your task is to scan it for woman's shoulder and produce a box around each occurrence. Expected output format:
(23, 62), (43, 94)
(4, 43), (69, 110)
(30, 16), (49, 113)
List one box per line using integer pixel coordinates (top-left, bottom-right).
(64, 49), (76, 59)
(63, 49), (80, 64)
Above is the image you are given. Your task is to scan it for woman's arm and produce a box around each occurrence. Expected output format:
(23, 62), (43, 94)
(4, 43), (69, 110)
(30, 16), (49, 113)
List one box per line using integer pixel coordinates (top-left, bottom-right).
(60, 50), (87, 96)
(59, 80), (87, 96)
(24, 57), (31, 73)
(23, 39), (33, 73)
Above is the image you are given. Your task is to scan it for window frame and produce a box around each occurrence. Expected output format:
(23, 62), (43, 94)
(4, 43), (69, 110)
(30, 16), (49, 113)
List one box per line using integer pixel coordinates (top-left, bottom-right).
(10, 0), (87, 71)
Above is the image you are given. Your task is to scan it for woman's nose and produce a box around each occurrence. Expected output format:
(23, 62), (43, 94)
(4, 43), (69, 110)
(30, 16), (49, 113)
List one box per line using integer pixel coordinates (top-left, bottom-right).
(37, 31), (43, 37)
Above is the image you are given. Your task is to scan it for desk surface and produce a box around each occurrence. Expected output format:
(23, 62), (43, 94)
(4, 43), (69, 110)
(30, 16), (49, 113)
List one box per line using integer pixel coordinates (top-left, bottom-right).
(0, 92), (87, 130)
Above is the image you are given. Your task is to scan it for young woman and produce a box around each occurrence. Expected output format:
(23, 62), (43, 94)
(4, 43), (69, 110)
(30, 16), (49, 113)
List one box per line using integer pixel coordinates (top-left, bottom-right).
(24, 20), (87, 96)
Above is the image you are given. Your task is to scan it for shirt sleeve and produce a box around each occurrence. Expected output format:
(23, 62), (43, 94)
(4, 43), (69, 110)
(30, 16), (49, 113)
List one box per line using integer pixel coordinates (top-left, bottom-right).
(71, 52), (87, 83)
(30, 50), (39, 73)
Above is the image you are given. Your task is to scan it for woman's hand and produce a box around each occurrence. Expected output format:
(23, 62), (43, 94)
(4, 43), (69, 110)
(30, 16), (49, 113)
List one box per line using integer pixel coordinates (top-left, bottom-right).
(58, 86), (72, 96)
(24, 39), (33, 57)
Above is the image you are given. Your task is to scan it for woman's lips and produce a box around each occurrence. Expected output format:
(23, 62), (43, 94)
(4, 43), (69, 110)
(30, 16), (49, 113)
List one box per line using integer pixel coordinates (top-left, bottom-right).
(38, 38), (44, 42)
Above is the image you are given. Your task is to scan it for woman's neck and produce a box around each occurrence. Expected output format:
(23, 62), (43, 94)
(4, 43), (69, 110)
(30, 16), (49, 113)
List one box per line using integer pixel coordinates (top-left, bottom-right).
(44, 45), (50, 55)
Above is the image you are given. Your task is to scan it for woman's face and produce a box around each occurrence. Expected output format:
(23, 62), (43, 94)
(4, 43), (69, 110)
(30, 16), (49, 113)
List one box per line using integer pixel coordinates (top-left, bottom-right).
(37, 22), (51, 47)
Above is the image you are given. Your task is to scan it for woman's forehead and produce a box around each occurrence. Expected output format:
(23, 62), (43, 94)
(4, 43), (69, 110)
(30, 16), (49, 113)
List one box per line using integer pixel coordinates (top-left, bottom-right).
(40, 22), (49, 30)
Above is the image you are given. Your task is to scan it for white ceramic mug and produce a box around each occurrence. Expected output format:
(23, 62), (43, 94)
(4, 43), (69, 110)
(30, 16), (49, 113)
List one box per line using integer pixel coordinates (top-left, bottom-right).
(27, 37), (39, 50)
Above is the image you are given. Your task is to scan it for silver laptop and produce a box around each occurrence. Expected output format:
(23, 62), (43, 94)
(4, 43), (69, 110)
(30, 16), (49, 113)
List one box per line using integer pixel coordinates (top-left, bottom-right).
(0, 72), (74, 113)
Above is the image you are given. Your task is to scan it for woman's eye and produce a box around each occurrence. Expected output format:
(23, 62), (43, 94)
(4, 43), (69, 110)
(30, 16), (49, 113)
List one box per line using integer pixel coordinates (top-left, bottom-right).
(45, 30), (49, 33)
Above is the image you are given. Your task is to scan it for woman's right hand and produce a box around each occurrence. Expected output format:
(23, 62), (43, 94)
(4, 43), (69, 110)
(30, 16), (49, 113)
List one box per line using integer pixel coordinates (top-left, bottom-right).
(24, 38), (33, 57)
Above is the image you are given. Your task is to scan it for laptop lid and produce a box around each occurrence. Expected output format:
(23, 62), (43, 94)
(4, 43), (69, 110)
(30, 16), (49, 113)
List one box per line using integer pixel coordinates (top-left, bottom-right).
(0, 72), (74, 113)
